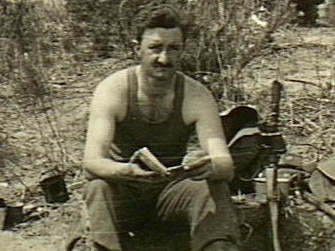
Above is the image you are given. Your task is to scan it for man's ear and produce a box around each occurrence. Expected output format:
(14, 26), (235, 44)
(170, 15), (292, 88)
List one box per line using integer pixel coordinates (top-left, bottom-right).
(131, 39), (140, 56)
(180, 49), (187, 65)
(181, 49), (186, 58)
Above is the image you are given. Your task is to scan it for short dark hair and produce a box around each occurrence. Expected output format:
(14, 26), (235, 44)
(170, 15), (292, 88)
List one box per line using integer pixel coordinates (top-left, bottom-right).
(135, 4), (188, 42)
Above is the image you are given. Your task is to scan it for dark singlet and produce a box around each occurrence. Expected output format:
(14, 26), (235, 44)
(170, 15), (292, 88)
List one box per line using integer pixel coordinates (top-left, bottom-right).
(113, 67), (194, 167)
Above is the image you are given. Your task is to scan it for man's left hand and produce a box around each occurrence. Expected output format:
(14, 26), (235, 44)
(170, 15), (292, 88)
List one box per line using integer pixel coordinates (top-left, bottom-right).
(181, 164), (234, 181)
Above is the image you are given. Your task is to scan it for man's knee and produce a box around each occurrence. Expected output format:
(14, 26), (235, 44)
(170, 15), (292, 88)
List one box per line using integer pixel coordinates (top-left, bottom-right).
(202, 240), (240, 251)
(179, 179), (231, 199)
(86, 179), (110, 190)
(84, 179), (114, 199)
(165, 179), (232, 211)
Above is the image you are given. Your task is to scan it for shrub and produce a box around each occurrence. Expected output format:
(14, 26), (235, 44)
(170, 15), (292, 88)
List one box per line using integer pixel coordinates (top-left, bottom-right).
(0, 0), (73, 174)
(66, 0), (294, 102)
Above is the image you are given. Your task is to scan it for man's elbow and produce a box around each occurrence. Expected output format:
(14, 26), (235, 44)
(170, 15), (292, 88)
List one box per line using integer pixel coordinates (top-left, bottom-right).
(82, 158), (99, 180)
(211, 156), (236, 181)
(213, 154), (235, 168)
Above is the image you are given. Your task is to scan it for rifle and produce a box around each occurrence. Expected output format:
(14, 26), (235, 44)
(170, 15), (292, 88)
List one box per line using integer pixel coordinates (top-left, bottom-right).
(259, 80), (286, 251)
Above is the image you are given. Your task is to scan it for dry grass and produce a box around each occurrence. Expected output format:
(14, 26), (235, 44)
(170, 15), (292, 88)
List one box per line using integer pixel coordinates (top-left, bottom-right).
(237, 27), (335, 161)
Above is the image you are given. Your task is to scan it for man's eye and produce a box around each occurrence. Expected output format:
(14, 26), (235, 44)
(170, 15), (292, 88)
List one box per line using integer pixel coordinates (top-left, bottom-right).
(170, 45), (181, 51)
(148, 45), (162, 50)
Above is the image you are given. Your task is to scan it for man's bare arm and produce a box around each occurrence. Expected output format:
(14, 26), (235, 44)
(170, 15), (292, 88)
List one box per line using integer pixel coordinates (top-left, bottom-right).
(183, 78), (235, 181)
(83, 71), (156, 181)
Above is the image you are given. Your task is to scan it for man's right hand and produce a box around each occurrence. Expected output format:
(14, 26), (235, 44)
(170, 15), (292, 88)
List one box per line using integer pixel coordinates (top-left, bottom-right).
(125, 163), (170, 183)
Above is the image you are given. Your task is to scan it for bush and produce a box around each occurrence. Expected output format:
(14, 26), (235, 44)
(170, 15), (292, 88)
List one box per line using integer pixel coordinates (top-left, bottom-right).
(0, 0), (73, 173)
(0, 0), (72, 98)
(66, 0), (294, 101)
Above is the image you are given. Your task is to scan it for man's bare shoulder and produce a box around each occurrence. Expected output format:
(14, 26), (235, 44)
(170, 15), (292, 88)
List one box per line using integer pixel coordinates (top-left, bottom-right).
(181, 72), (218, 124)
(181, 73), (212, 98)
(95, 68), (129, 94)
(90, 67), (132, 121)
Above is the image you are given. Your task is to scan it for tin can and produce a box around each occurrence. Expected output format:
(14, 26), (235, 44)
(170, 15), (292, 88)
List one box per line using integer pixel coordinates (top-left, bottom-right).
(40, 174), (69, 203)
(253, 177), (290, 203)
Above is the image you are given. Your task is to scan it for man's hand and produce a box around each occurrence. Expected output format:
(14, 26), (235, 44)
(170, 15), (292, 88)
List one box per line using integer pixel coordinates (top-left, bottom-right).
(169, 162), (234, 181)
(171, 151), (235, 181)
(125, 163), (171, 183)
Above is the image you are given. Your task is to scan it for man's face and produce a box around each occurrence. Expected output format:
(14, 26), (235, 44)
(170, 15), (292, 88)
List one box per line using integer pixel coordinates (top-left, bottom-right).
(138, 27), (184, 81)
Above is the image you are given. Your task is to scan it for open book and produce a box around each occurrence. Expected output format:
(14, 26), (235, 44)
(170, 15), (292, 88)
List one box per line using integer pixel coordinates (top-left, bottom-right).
(130, 147), (211, 175)
(130, 147), (170, 175)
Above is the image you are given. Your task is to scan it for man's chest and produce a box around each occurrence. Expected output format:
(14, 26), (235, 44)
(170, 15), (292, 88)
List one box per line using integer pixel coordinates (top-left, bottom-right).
(137, 93), (175, 122)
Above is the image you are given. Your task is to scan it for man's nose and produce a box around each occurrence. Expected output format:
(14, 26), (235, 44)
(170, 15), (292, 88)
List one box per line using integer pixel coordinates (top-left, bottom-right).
(157, 50), (170, 65)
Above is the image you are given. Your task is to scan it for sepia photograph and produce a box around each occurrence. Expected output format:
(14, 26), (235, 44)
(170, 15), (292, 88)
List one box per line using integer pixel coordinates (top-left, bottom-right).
(1, 0), (335, 250)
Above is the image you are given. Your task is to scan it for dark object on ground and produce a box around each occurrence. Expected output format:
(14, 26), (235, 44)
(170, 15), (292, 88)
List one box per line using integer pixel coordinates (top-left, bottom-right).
(263, 0), (325, 26)
(4, 203), (24, 230)
(292, 0), (325, 26)
(40, 174), (69, 203)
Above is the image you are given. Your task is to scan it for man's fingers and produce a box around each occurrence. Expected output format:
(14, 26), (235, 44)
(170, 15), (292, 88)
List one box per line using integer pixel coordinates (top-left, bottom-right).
(184, 156), (211, 171)
(131, 165), (165, 179)
(109, 149), (127, 161)
(109, 143), (127, 161)
(110, 143), (122, 154)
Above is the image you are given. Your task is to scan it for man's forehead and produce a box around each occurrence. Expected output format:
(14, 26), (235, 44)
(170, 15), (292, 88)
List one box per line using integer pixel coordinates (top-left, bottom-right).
(141, 27), (183, 43)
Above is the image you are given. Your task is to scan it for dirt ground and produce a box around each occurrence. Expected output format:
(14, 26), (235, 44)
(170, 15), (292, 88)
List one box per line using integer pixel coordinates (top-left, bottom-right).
(1, 26), (335, 251)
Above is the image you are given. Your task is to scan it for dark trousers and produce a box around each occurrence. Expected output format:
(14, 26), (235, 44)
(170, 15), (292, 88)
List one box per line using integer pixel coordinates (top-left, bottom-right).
(84, 178), (240, 251)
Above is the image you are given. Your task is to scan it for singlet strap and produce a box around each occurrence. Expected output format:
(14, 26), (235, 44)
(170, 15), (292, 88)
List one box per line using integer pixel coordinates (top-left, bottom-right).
(173, 72), (185, 122)
(126, 66), (138, 120)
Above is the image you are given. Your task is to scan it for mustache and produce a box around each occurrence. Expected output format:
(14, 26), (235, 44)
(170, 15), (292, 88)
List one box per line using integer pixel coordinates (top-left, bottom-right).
(154, 63), (174, 68)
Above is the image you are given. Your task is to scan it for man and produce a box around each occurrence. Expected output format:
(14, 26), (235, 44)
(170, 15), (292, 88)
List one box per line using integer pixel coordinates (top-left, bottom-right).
(80, 4), (240, 251)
